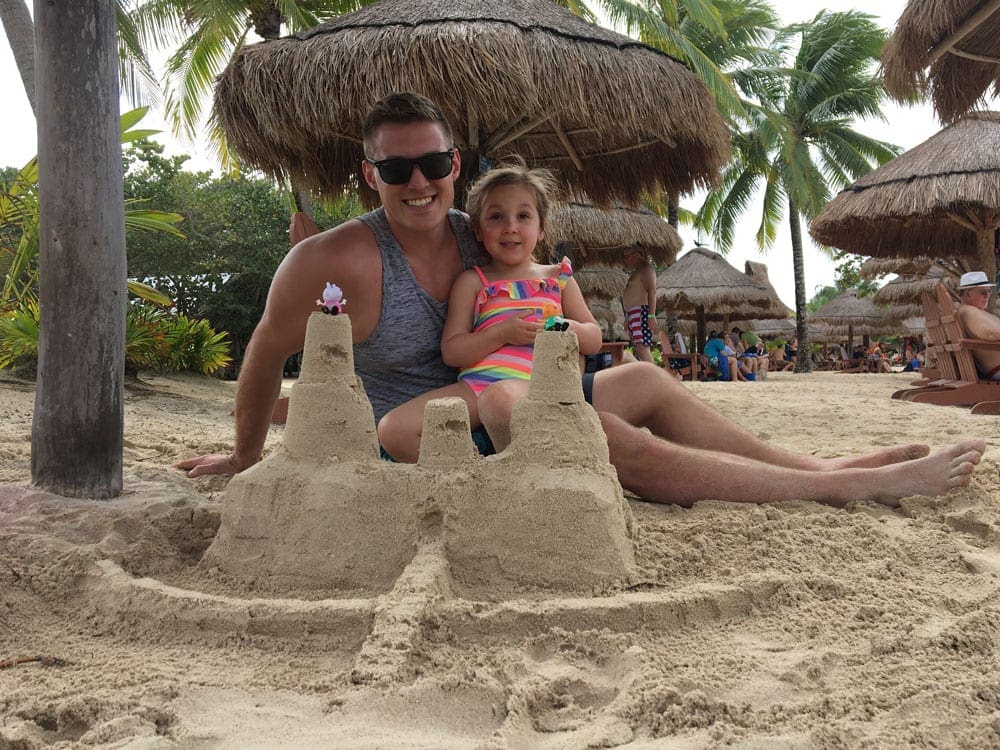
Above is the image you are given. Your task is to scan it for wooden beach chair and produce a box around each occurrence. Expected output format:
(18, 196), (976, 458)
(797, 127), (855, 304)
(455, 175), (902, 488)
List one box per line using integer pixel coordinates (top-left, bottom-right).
(891, 288), (952, 399)
(900, 284), (1000, 411)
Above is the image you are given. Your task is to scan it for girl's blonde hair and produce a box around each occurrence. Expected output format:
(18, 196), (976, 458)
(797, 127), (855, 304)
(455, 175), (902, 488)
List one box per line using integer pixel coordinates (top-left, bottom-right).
(465, 161), (560, 260)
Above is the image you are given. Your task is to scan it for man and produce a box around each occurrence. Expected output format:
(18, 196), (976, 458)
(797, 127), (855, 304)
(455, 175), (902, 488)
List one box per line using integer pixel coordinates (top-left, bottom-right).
(176, 92), (983, 508)
(732, 326), (767, 380)
(955, 271), (1000, 380)
(621, 249), (658, 363)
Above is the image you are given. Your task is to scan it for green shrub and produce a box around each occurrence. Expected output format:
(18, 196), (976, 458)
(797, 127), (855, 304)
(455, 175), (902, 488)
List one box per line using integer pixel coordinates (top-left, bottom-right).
(0, 299), (231, 377)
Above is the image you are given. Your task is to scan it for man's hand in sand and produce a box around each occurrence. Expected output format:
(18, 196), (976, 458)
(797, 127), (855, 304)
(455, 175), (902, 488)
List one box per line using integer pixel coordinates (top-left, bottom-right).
(173, 453), (255, 478)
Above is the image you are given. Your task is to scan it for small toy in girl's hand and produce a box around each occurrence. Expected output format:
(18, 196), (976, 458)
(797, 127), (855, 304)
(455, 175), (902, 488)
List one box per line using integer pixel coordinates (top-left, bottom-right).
(317, 282), (346, 315)
(539, 303), (569, 331)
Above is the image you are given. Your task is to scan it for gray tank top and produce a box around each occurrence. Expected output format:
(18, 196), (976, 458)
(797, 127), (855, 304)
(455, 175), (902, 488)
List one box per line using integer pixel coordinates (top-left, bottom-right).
(354, 207), (481, 421)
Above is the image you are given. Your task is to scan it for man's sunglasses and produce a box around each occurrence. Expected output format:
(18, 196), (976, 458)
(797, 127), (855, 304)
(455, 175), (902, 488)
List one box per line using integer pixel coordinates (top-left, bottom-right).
(366, 150), (455, 185)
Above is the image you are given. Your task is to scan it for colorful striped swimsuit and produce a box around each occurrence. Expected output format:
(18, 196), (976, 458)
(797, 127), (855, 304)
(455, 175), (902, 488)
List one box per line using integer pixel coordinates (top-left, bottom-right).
(458, 257), (573, 395)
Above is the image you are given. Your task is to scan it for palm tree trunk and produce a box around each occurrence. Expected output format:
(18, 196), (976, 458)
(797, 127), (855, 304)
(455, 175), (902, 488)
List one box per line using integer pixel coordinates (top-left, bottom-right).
(32, 0), (126, 498)
(788, 196), (812, 373)
(667, 197), (679, 229)
(1, 0), (36, 114)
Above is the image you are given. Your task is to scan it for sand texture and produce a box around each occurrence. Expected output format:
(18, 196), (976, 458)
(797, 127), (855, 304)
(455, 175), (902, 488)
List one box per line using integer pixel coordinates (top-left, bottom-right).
(3, 329), (1000, 747)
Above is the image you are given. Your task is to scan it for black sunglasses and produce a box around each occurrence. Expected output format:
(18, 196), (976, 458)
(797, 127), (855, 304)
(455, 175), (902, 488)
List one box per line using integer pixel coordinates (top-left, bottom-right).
(366, 150), (455, 185)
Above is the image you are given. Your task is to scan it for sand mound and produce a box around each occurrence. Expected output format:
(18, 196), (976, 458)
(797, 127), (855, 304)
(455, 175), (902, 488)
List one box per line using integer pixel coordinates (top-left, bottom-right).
(2, 349), (1000, 746)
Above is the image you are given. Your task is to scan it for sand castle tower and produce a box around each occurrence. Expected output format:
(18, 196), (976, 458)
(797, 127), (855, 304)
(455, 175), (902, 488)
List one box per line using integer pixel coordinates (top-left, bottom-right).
(203, 313), (635, 597)
(202, 313), (424, 592)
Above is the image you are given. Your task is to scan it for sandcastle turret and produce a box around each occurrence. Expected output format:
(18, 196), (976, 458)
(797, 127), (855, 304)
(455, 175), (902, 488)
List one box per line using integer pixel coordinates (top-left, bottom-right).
(202, 313), (423, 593)
(443, 331), (637, 598)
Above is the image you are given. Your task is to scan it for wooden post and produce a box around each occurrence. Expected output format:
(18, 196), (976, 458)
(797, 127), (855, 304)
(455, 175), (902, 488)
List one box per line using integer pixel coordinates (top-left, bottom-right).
(31, 0), (126, 498)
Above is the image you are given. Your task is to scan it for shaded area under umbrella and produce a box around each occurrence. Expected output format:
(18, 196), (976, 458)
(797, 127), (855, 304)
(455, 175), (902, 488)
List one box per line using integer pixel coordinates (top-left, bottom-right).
(547, 201), (681, 268)
(882, 0), (1000, 123)
(213, 0), (730, 207)
(809, 111), (1000, 285)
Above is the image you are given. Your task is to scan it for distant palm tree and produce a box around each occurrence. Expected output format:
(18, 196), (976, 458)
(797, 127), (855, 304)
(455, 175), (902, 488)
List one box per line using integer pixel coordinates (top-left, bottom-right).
(695, 11), (900, 372)
(560, 0), (777, 227)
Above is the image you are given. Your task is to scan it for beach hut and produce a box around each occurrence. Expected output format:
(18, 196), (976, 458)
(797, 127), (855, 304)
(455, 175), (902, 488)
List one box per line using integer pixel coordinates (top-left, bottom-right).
(809, 111), (1000, 289)
(546, 201), (682, 269)
(212, 0), (730, 208)
(655, 247), (772, 350)
(882, 0), (1000, 123)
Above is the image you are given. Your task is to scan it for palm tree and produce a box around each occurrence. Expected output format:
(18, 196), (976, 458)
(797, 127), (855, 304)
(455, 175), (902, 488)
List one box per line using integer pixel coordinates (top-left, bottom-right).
(1, 0), (158, 112)
(129, 1), (369, 163)
(694, 10), (900, 372)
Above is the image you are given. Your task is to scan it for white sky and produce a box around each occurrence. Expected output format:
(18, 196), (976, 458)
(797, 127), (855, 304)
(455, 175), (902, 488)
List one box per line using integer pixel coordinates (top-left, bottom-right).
(1, 0), (995, 306)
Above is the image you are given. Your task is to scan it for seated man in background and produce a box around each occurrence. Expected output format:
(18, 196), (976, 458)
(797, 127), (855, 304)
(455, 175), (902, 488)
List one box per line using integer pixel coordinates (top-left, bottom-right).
(955, 271), (1000, 379)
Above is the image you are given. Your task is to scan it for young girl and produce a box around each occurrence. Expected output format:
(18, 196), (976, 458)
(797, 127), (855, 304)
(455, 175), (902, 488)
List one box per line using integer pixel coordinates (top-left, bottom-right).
(376, 164), (602, 461)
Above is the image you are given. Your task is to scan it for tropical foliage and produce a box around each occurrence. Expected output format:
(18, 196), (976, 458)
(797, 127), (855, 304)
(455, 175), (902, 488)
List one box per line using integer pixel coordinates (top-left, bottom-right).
(0, 108), (182, 313)
(693, 10), (900, 371)
(0, 300), (232, 377)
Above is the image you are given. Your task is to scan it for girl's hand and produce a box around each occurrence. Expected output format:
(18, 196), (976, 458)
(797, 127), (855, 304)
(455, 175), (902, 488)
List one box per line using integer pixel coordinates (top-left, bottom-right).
(496, 312), (542, 345)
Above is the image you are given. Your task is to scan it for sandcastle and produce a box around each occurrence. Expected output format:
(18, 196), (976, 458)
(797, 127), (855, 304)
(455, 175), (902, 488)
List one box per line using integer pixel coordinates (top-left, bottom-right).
(203, 312), (636, 598)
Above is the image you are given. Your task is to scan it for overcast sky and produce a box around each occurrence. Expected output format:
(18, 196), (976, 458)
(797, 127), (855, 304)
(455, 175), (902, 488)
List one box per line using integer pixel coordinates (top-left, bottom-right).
(2, 1), (994, 306)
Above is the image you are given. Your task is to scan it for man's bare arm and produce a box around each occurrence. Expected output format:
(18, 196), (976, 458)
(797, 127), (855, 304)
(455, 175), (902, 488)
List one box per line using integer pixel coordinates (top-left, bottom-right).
(175, 222), (377, 477)
(959, 304), (1000, 341)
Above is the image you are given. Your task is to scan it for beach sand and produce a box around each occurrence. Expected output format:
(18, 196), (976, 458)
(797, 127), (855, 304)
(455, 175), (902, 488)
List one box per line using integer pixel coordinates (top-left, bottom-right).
(2, 365), (1000, 748)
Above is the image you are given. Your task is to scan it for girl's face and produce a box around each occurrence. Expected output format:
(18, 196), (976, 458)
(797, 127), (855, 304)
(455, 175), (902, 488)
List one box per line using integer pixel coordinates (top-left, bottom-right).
(474, 184), (544, 268)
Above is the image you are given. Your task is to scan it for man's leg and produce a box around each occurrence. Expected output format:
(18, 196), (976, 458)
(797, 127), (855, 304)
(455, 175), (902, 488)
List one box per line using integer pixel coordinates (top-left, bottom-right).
(599, 411), (983, 507)
(590, 362), (929, 471)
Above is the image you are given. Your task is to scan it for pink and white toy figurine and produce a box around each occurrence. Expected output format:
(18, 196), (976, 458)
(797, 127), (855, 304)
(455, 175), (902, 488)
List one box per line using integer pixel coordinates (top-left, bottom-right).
(317, 282), (346, 315)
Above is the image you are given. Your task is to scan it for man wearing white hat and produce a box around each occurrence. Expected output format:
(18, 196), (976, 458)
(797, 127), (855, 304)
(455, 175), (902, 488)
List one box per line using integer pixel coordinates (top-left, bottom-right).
(955, 271), (1000, 379)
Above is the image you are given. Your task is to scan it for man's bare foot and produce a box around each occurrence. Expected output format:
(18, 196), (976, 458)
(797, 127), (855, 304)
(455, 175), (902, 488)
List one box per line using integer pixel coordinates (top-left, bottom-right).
(857, 439), (985, 507)
(823, 443), (930, 471)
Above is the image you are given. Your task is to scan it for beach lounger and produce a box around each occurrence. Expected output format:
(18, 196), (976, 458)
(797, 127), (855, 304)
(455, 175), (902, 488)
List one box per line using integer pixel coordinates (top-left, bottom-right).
(896, 283), (1000, 411)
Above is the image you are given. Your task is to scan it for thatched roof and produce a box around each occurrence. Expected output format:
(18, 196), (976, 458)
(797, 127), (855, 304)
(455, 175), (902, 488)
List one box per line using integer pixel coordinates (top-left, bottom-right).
(574, 265), (627, 301)
(547, 202), (681, 268)
(744, 260), (793, 319)
(750, 317), (796, 337)
(809, 111), (1000, 258)
(588, 298), (626, 341)
(213, 0), (731, 206)
(872, 266), (949, 305)
(859, 256), (935, 280)
(882, 0), (1000, 123)
(810, 288), (903, 335)
(655, 247), (772, 316)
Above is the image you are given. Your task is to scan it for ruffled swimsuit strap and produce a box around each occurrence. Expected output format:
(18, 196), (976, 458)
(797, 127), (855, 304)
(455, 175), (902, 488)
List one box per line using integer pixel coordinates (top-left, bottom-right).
(556, 256), (573, 290)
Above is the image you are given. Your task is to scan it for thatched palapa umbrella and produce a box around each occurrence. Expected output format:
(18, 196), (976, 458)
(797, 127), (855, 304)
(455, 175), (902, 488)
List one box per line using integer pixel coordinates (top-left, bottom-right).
(859, 256), (934, 280)
(811, 288), (903, 354)
(573, 265), (628, 303)
(882, 0), (1000, 123)
(547, 201), (682, 268)
(809, 111), (1000, 284)
(744, 260), (793, 320)
(872, 266), (950, 307)
(213, 0), (730, 207)
(655, 247), (772, 350)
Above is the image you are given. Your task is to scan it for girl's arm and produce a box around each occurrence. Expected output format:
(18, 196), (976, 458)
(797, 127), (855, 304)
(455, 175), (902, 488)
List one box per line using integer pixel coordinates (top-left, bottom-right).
(560, 278), (603, 355)
(441, 271), (540, 368)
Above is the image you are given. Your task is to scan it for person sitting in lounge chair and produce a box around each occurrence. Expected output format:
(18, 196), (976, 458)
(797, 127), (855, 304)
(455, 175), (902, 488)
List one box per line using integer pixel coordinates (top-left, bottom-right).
(955, 271), (1000, 380)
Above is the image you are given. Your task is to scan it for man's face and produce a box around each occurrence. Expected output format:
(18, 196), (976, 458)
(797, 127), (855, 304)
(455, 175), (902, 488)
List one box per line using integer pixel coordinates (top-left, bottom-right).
(362, 121), (459, 235)
(963, 286), (992, 310)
